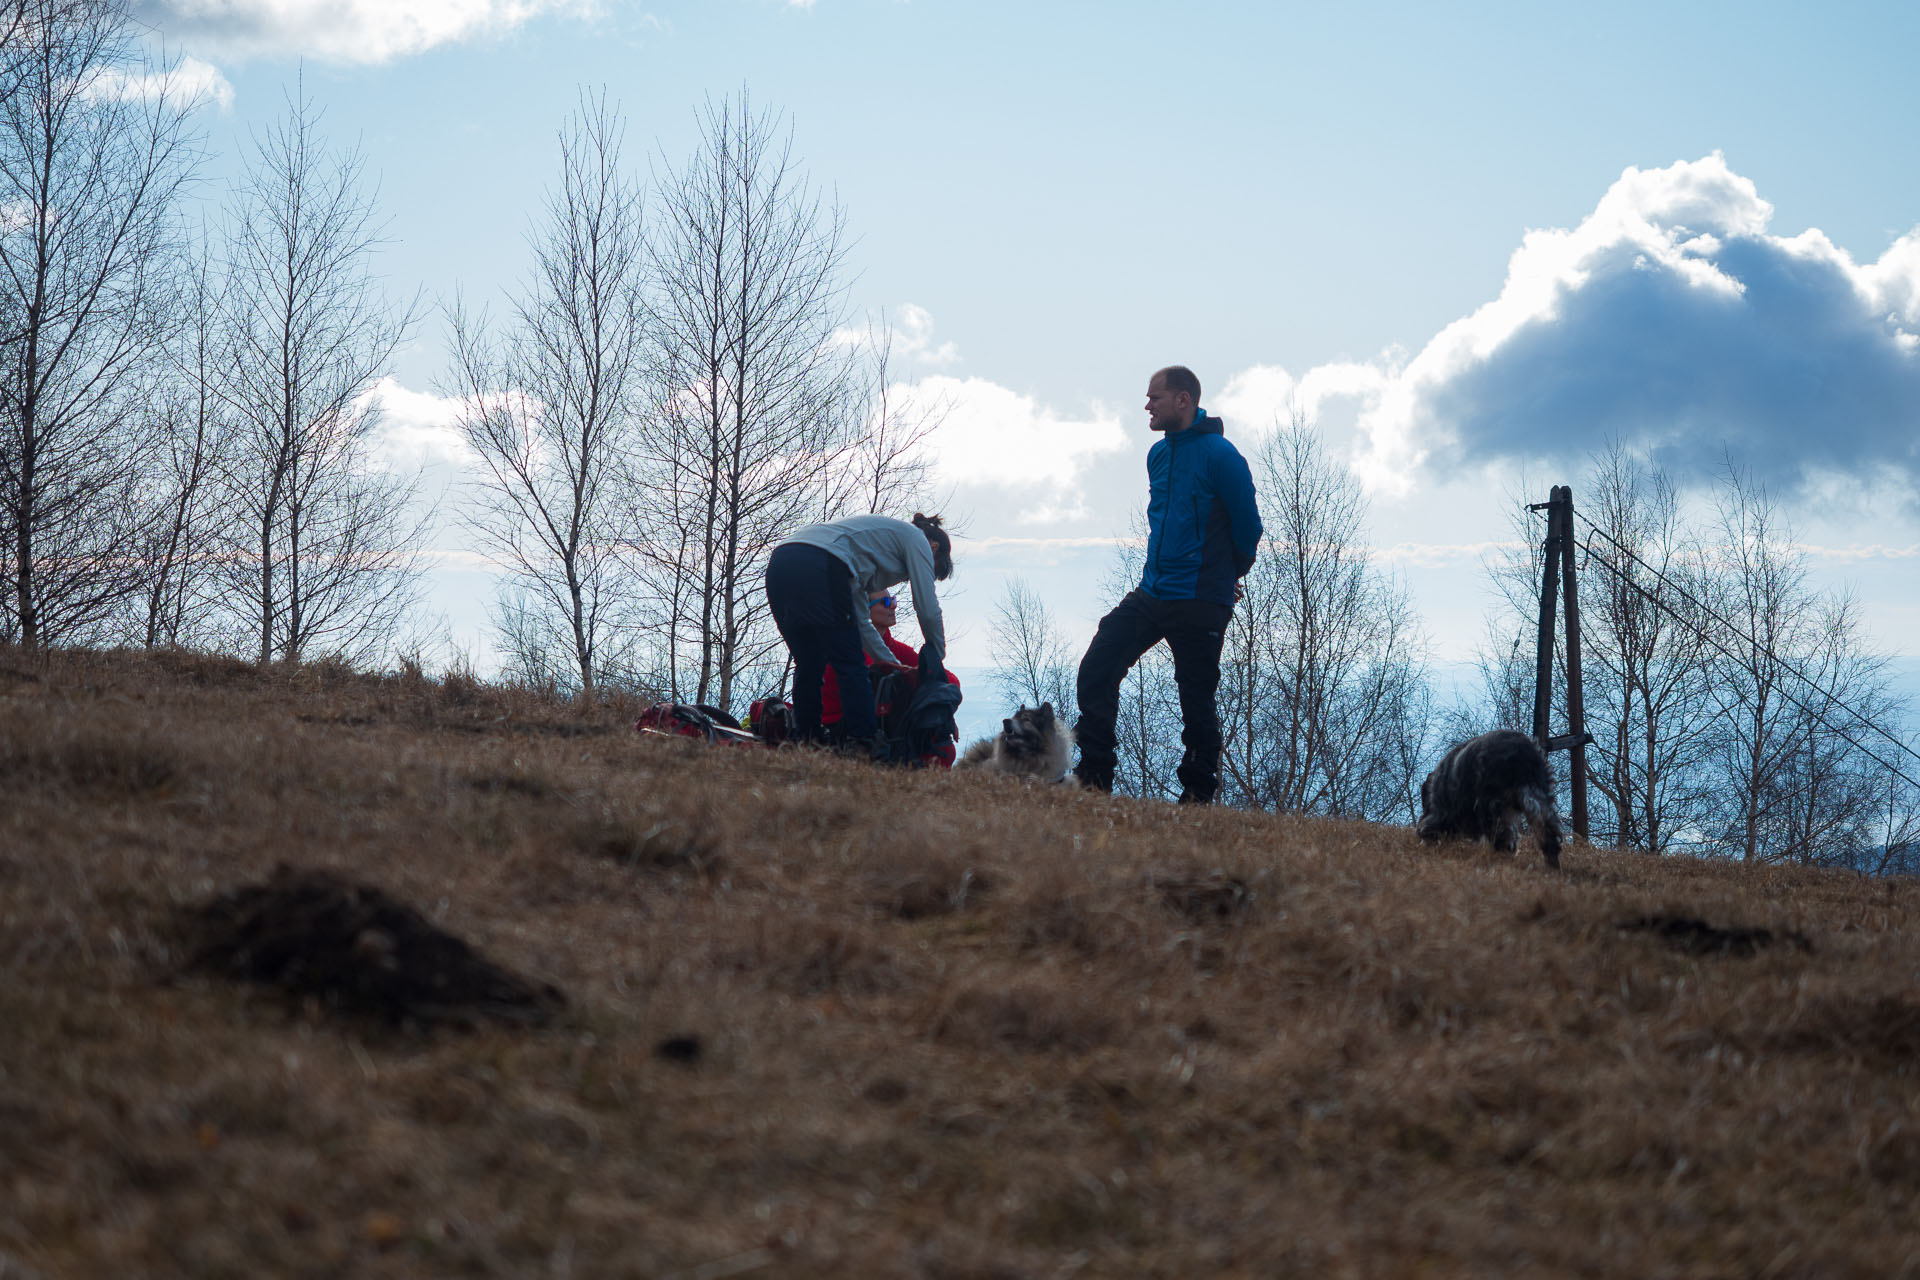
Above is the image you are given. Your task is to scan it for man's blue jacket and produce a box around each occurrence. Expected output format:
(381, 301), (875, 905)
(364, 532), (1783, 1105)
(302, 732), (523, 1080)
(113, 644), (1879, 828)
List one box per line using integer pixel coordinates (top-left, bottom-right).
(1138, 410), (1263, 606)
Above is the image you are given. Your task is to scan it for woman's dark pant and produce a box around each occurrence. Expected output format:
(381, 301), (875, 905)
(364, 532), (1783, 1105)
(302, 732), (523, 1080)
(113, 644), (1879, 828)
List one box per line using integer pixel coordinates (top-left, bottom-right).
(1073, 589), (1233, 802)
(765, 543), (877, 745)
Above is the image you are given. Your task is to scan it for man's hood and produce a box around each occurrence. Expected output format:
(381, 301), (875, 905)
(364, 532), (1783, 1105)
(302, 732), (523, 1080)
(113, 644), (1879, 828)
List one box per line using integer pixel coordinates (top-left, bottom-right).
(1165, 409), (1225, 440)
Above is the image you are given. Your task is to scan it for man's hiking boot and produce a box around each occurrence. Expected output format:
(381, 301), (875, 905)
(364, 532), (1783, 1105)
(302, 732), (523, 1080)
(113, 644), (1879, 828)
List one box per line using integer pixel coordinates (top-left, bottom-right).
(1072, 764), (1112, 792)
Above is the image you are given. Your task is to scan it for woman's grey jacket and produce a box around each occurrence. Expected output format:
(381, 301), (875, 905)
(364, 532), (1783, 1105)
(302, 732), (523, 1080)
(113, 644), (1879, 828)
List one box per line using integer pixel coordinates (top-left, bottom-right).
(777, 515), (946, 666)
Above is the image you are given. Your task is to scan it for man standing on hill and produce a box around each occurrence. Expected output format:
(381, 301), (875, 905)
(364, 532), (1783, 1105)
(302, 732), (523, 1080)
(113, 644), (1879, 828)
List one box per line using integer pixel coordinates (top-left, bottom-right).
(1073, 365), (1263, 803)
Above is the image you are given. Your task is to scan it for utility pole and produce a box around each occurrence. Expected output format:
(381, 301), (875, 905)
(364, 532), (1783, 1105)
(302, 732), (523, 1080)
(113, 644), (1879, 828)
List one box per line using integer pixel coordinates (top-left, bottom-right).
(1528, 485), (1593, 840)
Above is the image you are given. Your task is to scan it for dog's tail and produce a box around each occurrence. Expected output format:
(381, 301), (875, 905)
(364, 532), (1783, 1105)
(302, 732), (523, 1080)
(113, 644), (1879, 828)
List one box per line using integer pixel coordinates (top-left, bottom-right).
(1518, 785), (1564, 869)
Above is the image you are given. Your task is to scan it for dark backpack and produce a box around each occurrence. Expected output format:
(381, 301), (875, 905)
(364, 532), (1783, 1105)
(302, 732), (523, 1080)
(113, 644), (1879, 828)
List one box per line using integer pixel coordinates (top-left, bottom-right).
(875, 644), (960, 766)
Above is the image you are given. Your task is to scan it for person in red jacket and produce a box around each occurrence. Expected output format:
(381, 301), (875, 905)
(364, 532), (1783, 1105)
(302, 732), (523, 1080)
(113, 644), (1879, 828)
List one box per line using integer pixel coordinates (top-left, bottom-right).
(823, 591), (961, 766)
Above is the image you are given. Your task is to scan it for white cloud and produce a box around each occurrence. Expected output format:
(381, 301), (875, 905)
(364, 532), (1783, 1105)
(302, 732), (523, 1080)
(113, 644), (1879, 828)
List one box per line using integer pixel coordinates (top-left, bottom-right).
(83, 54), (235, 109)
(834, 302), (961, 368)
(969, 535), (1138, 550)
(909, 375), (1128, 523)
(1373, 540), (1526, 568)
(889, 302), (959, 366)
(1215, 360), (1391, 437)
(362, 376), (471, 469)
(1223, 154), (1920, 500)
(1801, 543), (1920, 563)
(131, 0), (593, 64)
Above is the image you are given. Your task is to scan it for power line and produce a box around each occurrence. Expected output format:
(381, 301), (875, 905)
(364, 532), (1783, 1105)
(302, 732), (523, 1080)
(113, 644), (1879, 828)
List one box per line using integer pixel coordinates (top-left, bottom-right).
(1560, 507), (1920, 798)
(1573, 509), (1919, 763)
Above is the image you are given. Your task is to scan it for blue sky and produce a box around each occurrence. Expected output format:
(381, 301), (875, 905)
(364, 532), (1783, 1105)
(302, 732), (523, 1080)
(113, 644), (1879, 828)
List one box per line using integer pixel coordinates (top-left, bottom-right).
(130, 0), (1920, 705)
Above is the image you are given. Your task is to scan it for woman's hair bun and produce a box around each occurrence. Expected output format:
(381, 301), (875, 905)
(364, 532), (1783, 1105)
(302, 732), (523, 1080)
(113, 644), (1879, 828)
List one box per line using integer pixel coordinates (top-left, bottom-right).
(912, 512), (953, 581)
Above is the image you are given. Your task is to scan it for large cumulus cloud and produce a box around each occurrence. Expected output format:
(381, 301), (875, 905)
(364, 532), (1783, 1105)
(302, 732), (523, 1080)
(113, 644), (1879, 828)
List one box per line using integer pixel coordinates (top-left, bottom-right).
(1240, 155), (1920, 497)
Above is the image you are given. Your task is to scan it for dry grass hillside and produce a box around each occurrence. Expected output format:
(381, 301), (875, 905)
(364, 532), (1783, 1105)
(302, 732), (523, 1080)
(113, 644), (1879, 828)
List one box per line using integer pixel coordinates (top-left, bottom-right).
(4, 647), (1920, 1278)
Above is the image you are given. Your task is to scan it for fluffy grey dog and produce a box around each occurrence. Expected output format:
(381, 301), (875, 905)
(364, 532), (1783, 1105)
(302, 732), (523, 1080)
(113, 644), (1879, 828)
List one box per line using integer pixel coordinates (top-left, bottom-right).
(1417, 729), (1565, 868)
(957, 702), (1075, 782)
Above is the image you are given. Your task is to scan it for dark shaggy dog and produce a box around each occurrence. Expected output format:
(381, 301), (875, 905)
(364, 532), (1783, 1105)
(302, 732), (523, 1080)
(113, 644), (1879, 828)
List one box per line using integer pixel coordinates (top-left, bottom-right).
(957, 702), (1075, 782)
(1417, 729), (1564, 868)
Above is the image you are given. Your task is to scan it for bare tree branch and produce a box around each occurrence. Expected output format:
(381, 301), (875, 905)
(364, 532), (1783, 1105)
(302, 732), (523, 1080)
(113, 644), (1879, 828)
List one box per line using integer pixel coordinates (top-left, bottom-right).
(630, 90), (864, 714)
(0, 0), (202, 646)
(445, 90), (646, 695)
(215, 81), (424, 666)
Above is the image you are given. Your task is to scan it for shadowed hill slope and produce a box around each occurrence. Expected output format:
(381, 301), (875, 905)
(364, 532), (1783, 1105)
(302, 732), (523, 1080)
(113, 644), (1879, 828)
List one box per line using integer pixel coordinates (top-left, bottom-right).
(3, 646), (1919, 1277)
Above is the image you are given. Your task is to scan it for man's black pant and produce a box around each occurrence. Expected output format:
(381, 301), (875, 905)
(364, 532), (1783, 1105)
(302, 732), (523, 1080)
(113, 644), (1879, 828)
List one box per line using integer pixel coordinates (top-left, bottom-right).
(1073, 589), (1233, 802)
(765, 543), (877, 745)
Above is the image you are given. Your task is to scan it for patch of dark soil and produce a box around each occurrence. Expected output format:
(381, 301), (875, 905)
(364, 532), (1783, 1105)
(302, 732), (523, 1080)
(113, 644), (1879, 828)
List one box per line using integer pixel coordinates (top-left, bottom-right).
(656, 1034), (702, 1065)
(862, 1076), (909, 1104)
(182, 866), (565, 1028)
(1152, 870), (1252, 924)
(295, 713), (377, 728)
(1619, 914), (1812, 957)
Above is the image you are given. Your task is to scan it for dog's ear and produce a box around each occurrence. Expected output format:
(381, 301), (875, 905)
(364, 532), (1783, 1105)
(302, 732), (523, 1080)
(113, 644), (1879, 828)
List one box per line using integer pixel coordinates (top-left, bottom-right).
(1036, 702), (1054, 725)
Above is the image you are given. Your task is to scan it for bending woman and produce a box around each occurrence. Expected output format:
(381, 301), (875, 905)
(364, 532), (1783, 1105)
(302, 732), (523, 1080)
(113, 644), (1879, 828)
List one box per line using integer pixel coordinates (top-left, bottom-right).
(764, 512), (953, 755)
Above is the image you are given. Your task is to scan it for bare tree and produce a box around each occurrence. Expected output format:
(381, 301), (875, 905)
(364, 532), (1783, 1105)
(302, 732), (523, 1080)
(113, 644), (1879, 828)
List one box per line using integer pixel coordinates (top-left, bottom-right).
(1704, 466), (1823, 861)
(1859, 750), (1920, 876)
(1709, 562), (1903, 867)
(1771, 595), (1900, 864)
(123, 233), (230, 648)
(489, 586), (575, 694)
(0, 0), (31, 100)
(1093, 519), (1191, 802)
(632, 92), (865, 714)
(1483, 452), (1916, 863)
(1572, 445), (1722, 852)
(446, 92), (645, 695)
(838, 313), (947, 517)
(216, 87), (425, 666)
(986, 576), (1077, 719)
(1217, 421), (1430, 819)
(0, 0), (201, 647)
(1113, 647), (1184, 801)
(1690, 470), (1916, 867)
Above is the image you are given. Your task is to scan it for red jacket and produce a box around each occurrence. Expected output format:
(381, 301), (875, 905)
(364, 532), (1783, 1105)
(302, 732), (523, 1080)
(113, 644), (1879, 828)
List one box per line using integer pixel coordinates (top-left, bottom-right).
(822, 628), (961, 766)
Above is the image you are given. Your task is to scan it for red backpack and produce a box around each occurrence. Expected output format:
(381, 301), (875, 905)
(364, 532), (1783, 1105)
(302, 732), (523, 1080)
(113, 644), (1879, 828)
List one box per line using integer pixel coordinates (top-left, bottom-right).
(633, 702), (762, 748)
